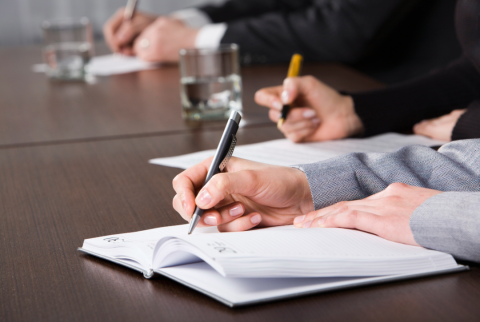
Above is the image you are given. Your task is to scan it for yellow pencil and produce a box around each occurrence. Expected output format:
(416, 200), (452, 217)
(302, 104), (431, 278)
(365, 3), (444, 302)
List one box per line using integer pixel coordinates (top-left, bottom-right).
(277, 54), (303, 129)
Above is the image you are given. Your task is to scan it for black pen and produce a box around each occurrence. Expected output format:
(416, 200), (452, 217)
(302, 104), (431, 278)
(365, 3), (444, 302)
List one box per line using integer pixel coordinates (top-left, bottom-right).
(188, 111), (242, 234)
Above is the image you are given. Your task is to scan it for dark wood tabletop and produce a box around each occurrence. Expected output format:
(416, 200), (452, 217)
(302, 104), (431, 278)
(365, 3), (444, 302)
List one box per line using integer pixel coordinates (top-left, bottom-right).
(1, 45), (479, 322)
(0, 44), (382, 148)
(1, 126), (479, 322)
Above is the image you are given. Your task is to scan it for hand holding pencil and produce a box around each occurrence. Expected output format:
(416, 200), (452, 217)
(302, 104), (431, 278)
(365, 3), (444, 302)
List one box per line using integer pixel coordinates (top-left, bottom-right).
(254, 68), (364, 143)
(277, 54), (303, 128)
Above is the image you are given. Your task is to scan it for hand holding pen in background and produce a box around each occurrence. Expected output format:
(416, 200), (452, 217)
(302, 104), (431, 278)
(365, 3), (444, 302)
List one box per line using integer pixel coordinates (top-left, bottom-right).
(103, 0), (156, 56)
(255, 74), (363, 143)
(103, 0), (198, 62)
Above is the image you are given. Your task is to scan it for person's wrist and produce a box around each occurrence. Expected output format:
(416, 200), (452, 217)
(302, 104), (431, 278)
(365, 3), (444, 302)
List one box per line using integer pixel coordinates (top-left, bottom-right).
(189, 29), (199, 48)
(292, 168), (314, 214)
(342, 95), (364, 137)
(182, 27), (199, 49)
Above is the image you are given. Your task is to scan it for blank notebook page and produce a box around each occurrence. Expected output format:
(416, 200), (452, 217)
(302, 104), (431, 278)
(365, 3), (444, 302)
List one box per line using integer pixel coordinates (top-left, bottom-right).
(187, 226), (445, 258)
(182, 226), (456, 277)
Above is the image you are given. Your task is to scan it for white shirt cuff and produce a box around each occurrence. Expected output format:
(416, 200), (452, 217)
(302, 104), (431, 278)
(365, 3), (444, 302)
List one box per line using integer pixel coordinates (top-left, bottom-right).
(195, 23), (227, 48)
(170, 8), (212, 28)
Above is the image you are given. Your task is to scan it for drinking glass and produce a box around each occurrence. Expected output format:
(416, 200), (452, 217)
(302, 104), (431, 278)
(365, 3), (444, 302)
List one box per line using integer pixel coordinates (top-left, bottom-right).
(42, 17), (94, 80)
(179, 44), (242, 121)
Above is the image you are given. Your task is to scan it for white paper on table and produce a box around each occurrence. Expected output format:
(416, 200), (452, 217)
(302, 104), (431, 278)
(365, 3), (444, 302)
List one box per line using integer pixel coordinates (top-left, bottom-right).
(85, 54), (158, 75)
(149, 133), (447, 169)
(32, 54), (159, 76)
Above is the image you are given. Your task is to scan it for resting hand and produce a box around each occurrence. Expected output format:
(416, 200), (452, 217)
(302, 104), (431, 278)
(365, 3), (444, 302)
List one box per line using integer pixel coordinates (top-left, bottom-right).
(133, 17), (198, 62)
(254, 76), (364, 142)
(172, 157), (314, 232)
(413, 109), (466, 141)
(103, 7), (157, 55)
(293, 183), (442, 246)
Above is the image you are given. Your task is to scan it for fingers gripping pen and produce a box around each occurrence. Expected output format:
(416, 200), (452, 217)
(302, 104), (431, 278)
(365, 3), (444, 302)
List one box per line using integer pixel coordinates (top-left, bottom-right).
(187, 111), (241, 234)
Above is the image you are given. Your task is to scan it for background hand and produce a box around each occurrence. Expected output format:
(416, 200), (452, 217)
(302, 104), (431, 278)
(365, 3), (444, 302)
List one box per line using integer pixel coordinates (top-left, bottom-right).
(254, 76), (364, 142)
(293, 183), (442, 246)
(172, 157), (314, 232)
(103, 7), (157, 56)
(133, 17), (198, 62)
(413, 109), (466, 141)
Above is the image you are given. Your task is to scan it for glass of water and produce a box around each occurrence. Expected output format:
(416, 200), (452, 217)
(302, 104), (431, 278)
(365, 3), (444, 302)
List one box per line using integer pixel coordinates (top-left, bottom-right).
(179, 44), (242, 121)
(42, 17), (94, 80)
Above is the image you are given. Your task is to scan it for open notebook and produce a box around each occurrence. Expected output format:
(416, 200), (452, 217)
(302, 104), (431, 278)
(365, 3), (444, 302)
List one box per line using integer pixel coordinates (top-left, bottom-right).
(79, 225), (467, 307)
(149, 133), (446, 169)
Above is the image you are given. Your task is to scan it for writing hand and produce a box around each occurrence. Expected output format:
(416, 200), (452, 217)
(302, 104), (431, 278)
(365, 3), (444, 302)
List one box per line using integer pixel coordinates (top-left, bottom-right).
(413, 109), (466, 141)
(294, 183), (442, 246)
(254, 76), (364, 142)
(172, 157), (314, 232)
(103, 7), (157, 56)
(133, 17), (198, 63)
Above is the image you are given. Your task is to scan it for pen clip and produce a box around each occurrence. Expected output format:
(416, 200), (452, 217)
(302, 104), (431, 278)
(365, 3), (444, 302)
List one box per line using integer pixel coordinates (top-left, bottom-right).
(219, 134), (237, 172)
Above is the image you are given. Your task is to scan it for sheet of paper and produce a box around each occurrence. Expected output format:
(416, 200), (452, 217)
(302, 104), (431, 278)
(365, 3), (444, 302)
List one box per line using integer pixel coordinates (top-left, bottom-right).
(32, 54), (158, 76)
(85, 54), (158, 75)
(149, 133), (447, 169)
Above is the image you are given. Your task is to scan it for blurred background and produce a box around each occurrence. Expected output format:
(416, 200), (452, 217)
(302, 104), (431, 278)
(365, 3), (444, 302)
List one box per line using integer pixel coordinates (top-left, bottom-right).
(0, 0), (224, 46)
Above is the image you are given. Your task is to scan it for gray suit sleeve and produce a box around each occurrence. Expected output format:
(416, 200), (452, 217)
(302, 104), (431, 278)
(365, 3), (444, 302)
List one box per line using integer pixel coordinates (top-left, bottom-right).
(411, 192), (480, 263)
(294, 139), (480, 209)
(294, 139), (480, 262)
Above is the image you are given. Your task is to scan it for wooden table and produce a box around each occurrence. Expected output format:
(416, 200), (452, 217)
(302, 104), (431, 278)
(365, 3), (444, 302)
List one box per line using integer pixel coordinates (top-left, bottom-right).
(0, 44), (381, 148)
(1, 45), (479, 322)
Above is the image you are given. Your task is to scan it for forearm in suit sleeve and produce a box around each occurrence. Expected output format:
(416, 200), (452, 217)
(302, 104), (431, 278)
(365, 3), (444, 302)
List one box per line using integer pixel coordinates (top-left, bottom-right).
(411, 192), (480, 263)
(204, 0), (405, 64)
(293, 139), (480, 209)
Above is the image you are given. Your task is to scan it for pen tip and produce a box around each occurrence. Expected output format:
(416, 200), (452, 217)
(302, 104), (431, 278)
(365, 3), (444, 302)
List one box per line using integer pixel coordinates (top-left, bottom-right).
(277, 119), (284, 129)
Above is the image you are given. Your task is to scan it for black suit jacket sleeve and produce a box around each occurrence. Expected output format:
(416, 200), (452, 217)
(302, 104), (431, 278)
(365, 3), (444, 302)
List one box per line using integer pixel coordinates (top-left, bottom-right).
(198, 0), (405, 64)
(350, 57), (480, 137)
(452, 101), (480, 140)
(199, 0), (311, 23)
